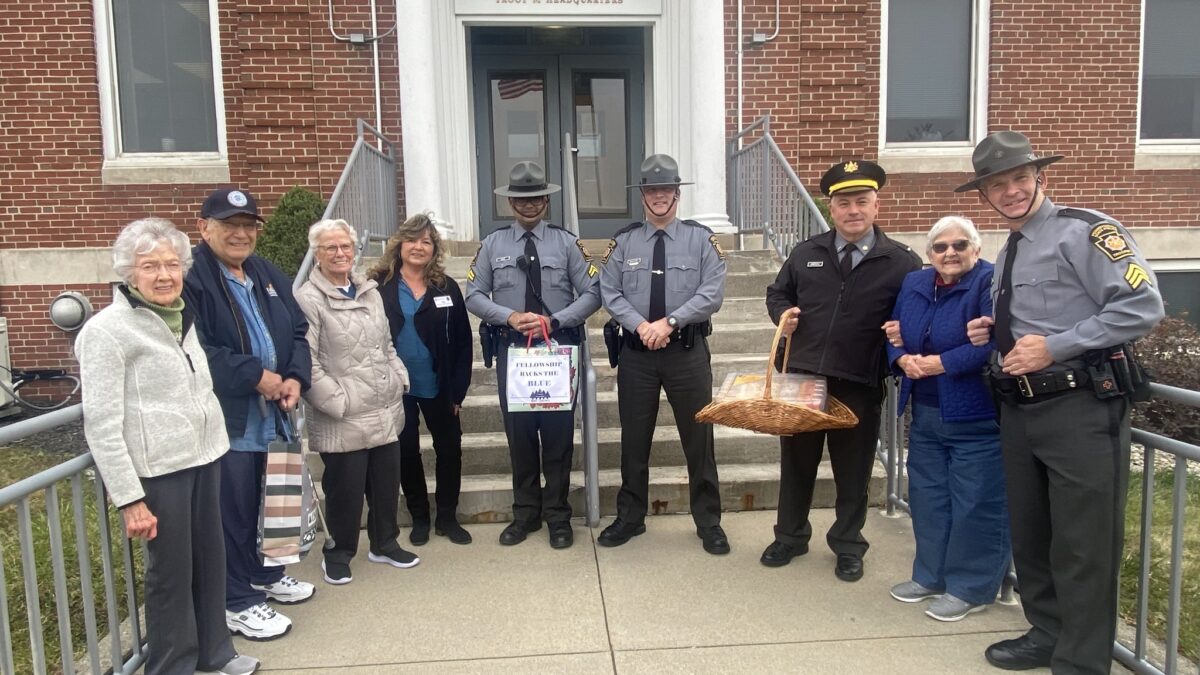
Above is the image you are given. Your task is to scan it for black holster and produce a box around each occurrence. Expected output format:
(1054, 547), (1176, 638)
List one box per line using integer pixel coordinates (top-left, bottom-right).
(603, 319), (621, 368)
(479, 323), (495, 369)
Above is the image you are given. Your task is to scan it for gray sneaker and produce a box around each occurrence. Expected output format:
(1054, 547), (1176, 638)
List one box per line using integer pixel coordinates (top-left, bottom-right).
(925, 593), (985, 622)
(889, 580), (942, 603)
(197, 654), (261, 675)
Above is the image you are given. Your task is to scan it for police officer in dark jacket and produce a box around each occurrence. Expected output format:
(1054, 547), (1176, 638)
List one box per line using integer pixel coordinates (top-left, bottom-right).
(763, 161), (920, 581)
(961, 132), (1164, 674)
(465, 162), (601, 549)
(597, 154), (729, 555)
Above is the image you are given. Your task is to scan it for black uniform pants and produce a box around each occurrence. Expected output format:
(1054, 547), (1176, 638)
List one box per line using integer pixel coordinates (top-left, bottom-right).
(774, 377), (882, 556)
(141, 459), (236, 675)
(319, 440), (404, 564)
(615, 338), (722, 527)
(999, 390), (1129, 675)
(497, 341), (576, 525)
(398, 393), (464, 524)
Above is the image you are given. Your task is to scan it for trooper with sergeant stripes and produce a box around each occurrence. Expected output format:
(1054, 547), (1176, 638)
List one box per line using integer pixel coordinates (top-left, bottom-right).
(960, 131), (1164, 674)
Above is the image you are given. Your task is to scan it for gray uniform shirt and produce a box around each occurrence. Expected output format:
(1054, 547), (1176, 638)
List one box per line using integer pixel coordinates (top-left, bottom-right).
(600, 218), (727, 331)
(465, 220), (601, 328)
(834, 228), (876, 269)
(994, 198), (1164, 364)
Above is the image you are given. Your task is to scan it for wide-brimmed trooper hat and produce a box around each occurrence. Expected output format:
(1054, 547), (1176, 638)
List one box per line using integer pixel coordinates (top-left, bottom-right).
(626, 154), (693, 189)
(494, 161), (561, 198)
(954, 131), (1064, 193)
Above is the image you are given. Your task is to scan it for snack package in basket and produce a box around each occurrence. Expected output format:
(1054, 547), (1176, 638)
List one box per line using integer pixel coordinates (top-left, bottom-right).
(715, 372), (828, 412)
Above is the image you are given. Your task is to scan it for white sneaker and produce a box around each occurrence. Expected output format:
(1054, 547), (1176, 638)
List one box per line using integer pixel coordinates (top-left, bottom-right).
(197, 654), (261, 675)
(250, 575), (315, 604)
(225, 603), (292, 641)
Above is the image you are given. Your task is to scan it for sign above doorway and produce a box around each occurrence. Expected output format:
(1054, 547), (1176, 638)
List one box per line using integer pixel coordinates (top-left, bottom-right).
(456, 0), (662, 16)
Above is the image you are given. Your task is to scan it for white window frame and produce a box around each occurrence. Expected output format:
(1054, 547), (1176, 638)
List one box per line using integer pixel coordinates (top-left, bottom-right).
(93, 0), (230, 184)
(878, 0), (989, 173)
(1134, 0), (1200, 170)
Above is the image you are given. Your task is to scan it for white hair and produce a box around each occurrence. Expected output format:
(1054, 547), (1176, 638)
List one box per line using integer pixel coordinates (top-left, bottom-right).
(926, 215), (982, 253)
(112, 218), (193, 283)
(307, 218), (357, 252)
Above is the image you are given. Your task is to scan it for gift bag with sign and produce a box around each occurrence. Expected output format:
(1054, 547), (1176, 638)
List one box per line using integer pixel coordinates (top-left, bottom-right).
(259, 409), (319, 566)
(506, 316), (579, 413)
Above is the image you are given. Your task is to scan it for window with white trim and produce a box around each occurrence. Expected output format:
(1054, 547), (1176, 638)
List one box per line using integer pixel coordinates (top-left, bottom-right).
(881, 0), (987, 149)
(1140, 0), (1200, 143)
(95, 0), (227, 179)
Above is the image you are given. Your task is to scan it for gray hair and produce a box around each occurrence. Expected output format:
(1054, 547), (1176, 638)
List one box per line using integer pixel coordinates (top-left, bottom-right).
(926, 215), (982, 253)
(307, 218), (357, 252)
(112, 218), (193, 283)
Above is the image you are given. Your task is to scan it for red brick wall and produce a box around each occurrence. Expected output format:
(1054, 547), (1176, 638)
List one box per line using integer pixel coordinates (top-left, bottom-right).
(0, 0), (402, 380)
(725, 0), (1200, 232)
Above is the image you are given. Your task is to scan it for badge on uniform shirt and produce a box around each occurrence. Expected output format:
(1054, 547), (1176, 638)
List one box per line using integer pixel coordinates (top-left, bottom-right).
(1124, 262), (1152, 290)
(806, 261), (824, 268)
(627, 258), (642, 267)
(466, 243), (482, 281)
(1090, 223), (1133, 262)
(434, 295), (454, 308)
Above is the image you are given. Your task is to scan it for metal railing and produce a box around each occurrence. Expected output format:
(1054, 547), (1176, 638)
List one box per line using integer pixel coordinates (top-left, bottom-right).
(727, 116), (828, 258)
(0, 408), (146, 675)
(875, 379), (1198, 674)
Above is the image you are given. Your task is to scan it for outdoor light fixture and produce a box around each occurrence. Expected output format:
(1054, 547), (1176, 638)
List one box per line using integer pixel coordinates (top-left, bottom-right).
(48, 291), (93, 332)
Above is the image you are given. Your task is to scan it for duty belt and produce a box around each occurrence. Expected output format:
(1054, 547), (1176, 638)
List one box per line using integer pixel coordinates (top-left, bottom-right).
(622, 321), (711, 352)
(491, 324), (580, 346)
(988, 368), (1090, 404)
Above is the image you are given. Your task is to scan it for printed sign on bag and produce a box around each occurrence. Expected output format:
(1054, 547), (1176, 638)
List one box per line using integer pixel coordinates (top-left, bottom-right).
(505, 316), (579, 412)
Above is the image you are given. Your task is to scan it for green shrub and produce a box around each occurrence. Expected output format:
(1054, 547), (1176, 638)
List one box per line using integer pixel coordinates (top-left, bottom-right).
(1131, 317), (1200, 445)
(256, 187), (326, 278)
(812, 194), (831, 228)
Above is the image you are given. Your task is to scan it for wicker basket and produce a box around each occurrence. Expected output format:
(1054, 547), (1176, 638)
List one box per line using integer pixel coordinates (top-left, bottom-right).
(694, 320), (859, 435)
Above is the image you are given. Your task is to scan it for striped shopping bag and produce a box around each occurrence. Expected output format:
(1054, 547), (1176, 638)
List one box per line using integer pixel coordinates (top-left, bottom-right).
(258, 410), (318, 566)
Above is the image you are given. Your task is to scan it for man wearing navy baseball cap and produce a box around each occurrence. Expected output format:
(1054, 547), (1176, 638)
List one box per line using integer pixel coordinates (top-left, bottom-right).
(183, 187), (315, 641)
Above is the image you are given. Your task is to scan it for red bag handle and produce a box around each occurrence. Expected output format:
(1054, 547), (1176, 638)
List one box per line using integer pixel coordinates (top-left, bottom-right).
(524, 315), (554, 348)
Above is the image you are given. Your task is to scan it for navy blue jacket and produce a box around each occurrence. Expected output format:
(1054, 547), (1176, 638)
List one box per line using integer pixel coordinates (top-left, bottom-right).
(885, 260), (995, 422)
(182, 242), (312, 438)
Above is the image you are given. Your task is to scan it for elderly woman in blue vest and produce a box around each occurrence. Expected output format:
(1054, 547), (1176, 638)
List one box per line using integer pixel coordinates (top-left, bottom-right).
(882, 215), (1010, 622)
(372, 213), (474, 545)
(77, 219), (259, 675)
(295, 218), (416, 585)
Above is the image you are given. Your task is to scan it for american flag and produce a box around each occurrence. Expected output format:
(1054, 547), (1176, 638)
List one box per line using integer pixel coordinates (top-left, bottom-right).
(497, 78), (544, 100)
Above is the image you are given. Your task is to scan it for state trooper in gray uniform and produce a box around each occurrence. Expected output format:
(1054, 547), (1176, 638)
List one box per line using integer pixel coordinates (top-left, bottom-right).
(959, 132), (1164, 674)
(597, 154), (730, 555)
(465, 161), (601, 550)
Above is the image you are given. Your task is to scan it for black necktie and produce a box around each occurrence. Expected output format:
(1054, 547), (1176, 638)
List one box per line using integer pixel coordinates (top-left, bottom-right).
(994, 231), (1022, 355)
(839, 244), (855, 279)
(649, 230), (666, 321)
(522, 231), (542, 313)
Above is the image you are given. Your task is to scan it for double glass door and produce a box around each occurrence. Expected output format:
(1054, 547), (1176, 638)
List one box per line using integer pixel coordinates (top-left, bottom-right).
(473, 54), (645, 239)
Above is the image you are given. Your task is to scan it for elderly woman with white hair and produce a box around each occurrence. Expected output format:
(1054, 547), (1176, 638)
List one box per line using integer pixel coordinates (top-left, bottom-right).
(881, 216), (1010, 623)
(75, 219), (259, 675)
(294, 218), (415, 586)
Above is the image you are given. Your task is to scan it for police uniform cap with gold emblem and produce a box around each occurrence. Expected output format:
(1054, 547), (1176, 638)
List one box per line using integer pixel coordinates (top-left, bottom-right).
(819, 159), (887, 197)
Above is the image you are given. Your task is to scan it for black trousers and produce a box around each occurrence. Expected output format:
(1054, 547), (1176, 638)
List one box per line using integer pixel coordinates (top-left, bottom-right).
(615, 338), (722, 527)
(999, 390), (1129, 675)
(141, 460), (236, 675)
(497, 341), (576, 525)
(398, 393), (464, 523)
(774, 377), (882, 556)
(319, 440), (404, 564)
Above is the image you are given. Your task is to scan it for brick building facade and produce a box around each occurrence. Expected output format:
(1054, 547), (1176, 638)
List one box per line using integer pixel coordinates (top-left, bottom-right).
(1, 0), (1197, 388)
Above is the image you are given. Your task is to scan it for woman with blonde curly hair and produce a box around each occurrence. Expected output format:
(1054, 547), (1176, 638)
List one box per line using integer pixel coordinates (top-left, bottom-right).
(371, 213), (474, 545)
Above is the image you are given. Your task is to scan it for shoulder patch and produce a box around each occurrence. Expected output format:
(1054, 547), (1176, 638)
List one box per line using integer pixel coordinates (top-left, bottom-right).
(708, 234), (726, 261)
(575, 240), (592, 262)
(600, 238), (618, 266)
(1090, 223), (1133, 262)
(1124, 262), (1152, 290)
(466, 243), (482, 282)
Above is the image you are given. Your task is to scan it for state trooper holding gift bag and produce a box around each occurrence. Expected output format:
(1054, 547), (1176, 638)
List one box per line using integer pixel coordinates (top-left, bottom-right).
(598, 154), (729, 555)
(465, 161), (601, 550)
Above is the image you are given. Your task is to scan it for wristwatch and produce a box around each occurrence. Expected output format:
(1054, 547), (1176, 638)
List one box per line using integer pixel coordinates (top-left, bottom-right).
(667, 316), (679, 328)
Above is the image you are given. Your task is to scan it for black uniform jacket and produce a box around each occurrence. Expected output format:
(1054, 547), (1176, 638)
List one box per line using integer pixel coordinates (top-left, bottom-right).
(377, 273), (473, 405)
(766, 226), (921, 385)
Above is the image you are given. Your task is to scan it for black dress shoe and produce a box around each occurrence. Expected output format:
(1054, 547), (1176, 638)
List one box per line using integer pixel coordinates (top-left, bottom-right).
(435, 519), (472, 545)
(409, 519), (430, 546)
(759, 540), (808, 567)
(696, 525), (731, 555)
(596, 518), (646, 547)
(834, 553), (864, 582)
(498, 521), (541, 546)
(984, 636), (1054, 670)
(548, 522), (574, 549)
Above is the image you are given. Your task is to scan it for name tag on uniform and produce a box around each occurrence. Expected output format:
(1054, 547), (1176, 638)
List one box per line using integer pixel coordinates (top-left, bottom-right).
(627, 258), (642, 267)
(434, 295), (454, 309)
(266, 282), (280, 296)
(494, 256), (512, 263)
(806, 261), (824, 268)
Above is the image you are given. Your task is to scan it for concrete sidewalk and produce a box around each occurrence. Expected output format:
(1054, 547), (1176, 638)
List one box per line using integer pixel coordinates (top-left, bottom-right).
(238, 509), (1036, 674)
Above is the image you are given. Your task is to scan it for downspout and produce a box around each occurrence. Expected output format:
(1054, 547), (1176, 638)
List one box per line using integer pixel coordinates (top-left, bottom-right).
(369, 0), (382, 143)
(737, 0), (743, 144)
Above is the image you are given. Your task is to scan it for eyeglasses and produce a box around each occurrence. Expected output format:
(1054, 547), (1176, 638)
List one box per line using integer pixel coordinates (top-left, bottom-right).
(215, 219), (262, 232)
(510, 196), (547, 206)
(931, 240), (971, 254)
(136, 260), (184, 275)
(320, 244), (355, 255)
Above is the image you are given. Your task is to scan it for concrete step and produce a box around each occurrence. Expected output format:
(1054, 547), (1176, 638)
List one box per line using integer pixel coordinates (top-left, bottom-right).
(467, 353), (770, 396)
